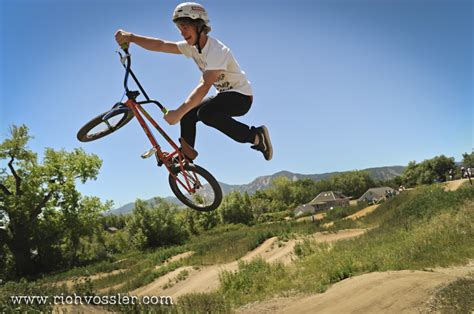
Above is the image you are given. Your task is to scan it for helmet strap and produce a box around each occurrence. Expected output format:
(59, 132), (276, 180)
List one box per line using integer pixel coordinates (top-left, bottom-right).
(195, 26), (203, 54)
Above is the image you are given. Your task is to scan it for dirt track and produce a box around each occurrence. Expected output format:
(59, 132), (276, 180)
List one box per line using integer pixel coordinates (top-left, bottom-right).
(238, 264), (474, 314)
(54, 269), (126, 290)
(345, 204), (380, 220)
(129, 229), (368, 299)
(443, 178), (469, 191)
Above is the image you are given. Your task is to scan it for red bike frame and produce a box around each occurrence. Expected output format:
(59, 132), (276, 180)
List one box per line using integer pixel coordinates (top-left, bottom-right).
(118, 48), (200, 195)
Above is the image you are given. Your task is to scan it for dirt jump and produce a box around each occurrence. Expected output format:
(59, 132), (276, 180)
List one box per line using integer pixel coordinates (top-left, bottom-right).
(238, 263), (474, 313)
(443, 178), (469, 191)
(129, 229), (369, 299)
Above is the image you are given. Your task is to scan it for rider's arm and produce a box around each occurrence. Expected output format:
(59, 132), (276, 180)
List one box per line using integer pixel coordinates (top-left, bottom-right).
(176, 70), (222, 117)
(130, 34), (181, 54)
(115, 30), (181, 54)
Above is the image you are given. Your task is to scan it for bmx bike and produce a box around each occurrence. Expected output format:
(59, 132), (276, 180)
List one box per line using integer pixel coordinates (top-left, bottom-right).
(77, 47), (223, 211)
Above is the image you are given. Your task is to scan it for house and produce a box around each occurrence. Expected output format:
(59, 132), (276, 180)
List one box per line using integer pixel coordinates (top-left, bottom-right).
(106, 227), (119, 233)
(294, 204), (316, 217)
(309, 191), (350, 211)
(358, 187), (397, 204)
(294, 191), (350, 217)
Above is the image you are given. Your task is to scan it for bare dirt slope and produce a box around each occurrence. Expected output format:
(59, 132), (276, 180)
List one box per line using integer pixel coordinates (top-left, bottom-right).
(443, 178), (469, 192)
(238, 264), (473, 314)
(345, 204), (380, 220)
(130, 229), (368, 299)
(296, 213), (325, 222)
(54, 269), (126, 290)
(53, 304), (111, 314)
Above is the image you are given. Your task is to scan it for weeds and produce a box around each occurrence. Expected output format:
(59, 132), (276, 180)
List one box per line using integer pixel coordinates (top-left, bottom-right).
(424, 274), (474, 313)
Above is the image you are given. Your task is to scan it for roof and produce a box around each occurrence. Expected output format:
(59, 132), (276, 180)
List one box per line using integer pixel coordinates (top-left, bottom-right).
(294, 204), (315, 215)
(358, 187), (395, 201)
(309, 191), (349, 204)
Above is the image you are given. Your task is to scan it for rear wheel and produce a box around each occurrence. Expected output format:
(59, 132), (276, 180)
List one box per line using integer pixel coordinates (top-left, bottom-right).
(169, 163), (222, 211)
(77, 109), (134, 142)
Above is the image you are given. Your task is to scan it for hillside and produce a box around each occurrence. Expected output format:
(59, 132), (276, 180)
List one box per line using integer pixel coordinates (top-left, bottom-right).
(7, 179), (471, 313)
(108, 165), (405, 215)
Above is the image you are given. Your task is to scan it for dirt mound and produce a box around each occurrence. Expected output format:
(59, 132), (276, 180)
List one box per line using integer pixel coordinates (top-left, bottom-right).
(296, 213), (325, 222)
(444, 179), (469, 192)
(310, 229), (368, 243)
(240, 237), (297, 265)
(152, 251), (195, 270)
(54, 269), (126, 290)
(345, 204), (380, 220)
(53, 304), (110, 313)
(128, 229), (368, 299)
(131, 266), (196, 297)
(237, 264), (473, 314)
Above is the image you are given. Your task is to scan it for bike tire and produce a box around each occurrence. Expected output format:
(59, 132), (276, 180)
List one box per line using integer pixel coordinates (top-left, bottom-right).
(169, 163), (223, 212)
(77, 109), (134, 142)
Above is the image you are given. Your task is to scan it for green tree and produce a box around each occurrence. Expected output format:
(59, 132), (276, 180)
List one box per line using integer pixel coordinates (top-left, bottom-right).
(328, 170), (376, 198)
(402, 161), (421, 187)
(429, 155), (455, 182)
(0, 125), (109, 277)
(462, 152), (474, 168)
(219, 191), (254, 225)
(127, 198), (188, 249)
(402, 155), (456, 186)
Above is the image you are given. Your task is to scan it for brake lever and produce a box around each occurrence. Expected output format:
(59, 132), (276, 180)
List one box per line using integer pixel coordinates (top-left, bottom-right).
(116, 50), (130, 65)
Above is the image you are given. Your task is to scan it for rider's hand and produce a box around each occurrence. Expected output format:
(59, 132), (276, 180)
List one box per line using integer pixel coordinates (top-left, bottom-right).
(115, 29), (133, 47)
(164, 110), (181, 125)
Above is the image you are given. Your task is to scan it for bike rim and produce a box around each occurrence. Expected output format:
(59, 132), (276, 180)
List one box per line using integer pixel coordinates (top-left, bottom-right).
(173, 167), (217, 209)
(86, 113), (128, 139)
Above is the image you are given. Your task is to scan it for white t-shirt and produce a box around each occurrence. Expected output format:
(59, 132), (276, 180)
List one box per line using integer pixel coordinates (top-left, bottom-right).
(177, 36), (253, 96)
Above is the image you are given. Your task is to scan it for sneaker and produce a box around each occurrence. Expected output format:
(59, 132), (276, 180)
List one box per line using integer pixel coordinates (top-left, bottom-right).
(251, 126), (273, 161)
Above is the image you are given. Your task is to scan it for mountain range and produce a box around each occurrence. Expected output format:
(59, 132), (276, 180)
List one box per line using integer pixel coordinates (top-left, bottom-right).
(106, 165), (405, 215)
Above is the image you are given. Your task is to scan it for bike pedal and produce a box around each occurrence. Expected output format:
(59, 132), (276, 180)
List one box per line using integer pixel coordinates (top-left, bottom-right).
(141, 148), (157, 159)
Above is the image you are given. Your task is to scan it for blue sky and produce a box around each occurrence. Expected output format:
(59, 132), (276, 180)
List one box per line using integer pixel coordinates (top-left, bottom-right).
(1, 0), (472, 208)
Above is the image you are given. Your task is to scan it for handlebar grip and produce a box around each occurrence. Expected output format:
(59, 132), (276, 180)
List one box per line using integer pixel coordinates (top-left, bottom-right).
(121, 43), (129, 51)
(161, 107), (169, 115)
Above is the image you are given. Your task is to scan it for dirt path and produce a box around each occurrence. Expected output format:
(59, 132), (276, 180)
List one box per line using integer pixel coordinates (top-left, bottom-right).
(296, 213), (325, 222)
(53, 304), (110, 313)
(345, 204), (380, 220)
(54, 269), (126, 290)
(309, 229), (368, 243)
(130, 229), (368, 299)
(444, 178), (469, 191)
(238, 264), (474, 314)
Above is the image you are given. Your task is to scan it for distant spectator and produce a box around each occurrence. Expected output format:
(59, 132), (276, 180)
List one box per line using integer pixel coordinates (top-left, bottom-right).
(448, 169), (454, 181)
(468, 167), (472, 185)
(461, 167), (466, 178)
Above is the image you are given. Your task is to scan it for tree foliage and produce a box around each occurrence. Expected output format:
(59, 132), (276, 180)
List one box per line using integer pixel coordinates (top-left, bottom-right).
(219, 192), (254, 225)
(0, 125), (111, 278)
(462, 152), (474, 168)
(127, 198), (188, 250)
(327, 170), (376, 198)
(401, 155), (456, 187)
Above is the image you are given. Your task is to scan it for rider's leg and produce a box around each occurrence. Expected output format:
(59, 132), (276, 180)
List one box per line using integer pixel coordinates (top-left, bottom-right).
(180, 106), (200, 148)
(180, 92), (272, 160)
(197, 92), (255, 143)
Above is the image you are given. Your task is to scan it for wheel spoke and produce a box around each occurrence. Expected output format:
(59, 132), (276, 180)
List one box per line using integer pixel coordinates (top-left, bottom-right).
(169, 164), (222, 211)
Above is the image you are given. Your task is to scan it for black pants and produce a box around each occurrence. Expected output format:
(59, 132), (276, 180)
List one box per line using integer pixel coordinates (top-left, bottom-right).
(180, 92), (255, 148)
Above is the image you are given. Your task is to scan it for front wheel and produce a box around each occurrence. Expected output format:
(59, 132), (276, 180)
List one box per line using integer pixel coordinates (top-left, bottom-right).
(169, 163), (223, 211)
(77, 108), (134, 142)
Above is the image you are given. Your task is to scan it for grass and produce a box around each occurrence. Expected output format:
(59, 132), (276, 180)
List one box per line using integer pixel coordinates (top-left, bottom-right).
(162, 269), (190, 290)
(424, 274), (474, 313)
(321, 201), (370, 222)
(183, 221), (325, 266)
(210, 185), (474, 307)
(3, 184), (472, 313)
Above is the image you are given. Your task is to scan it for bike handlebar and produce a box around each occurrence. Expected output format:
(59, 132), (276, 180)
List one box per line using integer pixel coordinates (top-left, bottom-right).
(117, 45), (168, 114)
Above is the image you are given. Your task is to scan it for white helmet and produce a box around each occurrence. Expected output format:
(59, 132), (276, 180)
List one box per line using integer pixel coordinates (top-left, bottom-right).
(172, 2), (210, 26)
